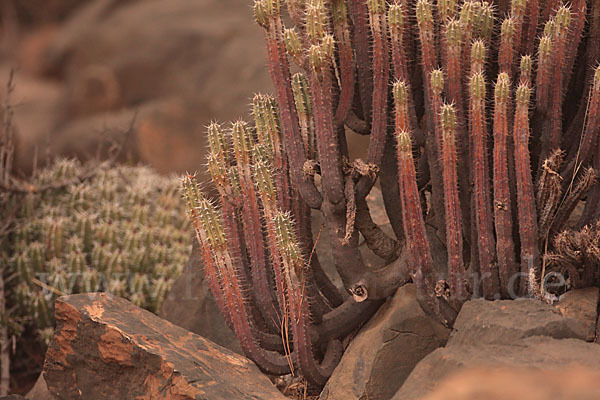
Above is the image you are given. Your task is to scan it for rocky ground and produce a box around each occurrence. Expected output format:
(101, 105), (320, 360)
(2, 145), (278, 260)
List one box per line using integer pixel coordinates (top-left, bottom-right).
(2, 2), (599, 399)
(5, 190), (599, 400)
(8, 273), (599, 400)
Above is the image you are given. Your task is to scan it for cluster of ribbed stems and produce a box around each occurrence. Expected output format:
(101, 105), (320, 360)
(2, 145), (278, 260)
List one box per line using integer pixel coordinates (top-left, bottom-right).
(183, 0), (600, 388)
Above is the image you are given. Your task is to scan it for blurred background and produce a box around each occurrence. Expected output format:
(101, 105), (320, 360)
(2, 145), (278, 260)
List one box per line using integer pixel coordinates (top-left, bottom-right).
(0, 0), (277, 394)
(0, 0), (274, 177)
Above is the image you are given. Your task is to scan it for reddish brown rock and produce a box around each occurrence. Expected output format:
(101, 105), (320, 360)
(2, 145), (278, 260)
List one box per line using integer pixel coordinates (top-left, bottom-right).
(394, 336), (600, 400)
(393, 297), (600, 400)
(43, 293), (285, 400)
(447, 298), (590, 347)
(419, 367), (600, 400)
(320, 284), (450, 400)
(556, 287), (599, 342)
(25, 373), (52, 400)
(17, 25), (59, 76)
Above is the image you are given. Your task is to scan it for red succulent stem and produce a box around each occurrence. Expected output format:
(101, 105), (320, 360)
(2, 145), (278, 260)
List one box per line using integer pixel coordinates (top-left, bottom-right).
(389, 3), (420, 139)
(185, 180), (291, 374)
(540, 0), (561, 27)
(261, 10), (323, 209)
(511, 0), (526, 57)
(349, 0), (373, 123)
(545, 7), (572, 160)
(535, 35), (552, 117)
(356, 1), (390, 198)
(522, 0), (539, 56)
(493, 74), (518, 298)
(513, 84), (541, 297)
(417, 0), (446, 233)
(290, 282), (342, 387)
(564, 0), (587, 91)
(443, 19), (472, 250)
(233, 131), (281, 333)
(309, 47), (345, 206)
(332, 0), (355, 127)
(499, 18), (516, 75)
(396, 129), (456, 325)
(440, 104), (467, 307)
(273, 212), (342, 387)
(469, 73), (500, 299)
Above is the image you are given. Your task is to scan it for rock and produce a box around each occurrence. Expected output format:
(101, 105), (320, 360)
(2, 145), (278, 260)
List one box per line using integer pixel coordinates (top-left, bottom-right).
(597, 314), (600, 344)
(43, 292), (285, 400)
(0, 66), (66, 175)
(159, 239), (241, 354)
(8, 0), (273, 175)
(448, 298), (590, 346)
(556, 287), (599, 341)
(17, 25), (59, 76)
(320, 284), (450, 400)
(50, 0), (272, 120)
(13, 0), (91, 25)
(419, 367), (600, 400)
(132, 97), (212, 175)
(25, 373), (52, 400)
(50, 96), (213, 175)
(0, 396), (27, 400)
(395, 336), (600, 400)
(393, 297), (600, 400)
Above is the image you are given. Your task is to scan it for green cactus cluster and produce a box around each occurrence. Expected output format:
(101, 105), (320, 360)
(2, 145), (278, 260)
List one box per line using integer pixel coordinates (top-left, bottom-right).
(2, 159), (190, 344)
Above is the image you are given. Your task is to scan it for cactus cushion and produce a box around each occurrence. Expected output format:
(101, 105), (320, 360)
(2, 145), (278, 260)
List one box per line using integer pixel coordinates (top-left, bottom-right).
(3, 159), (190, 345)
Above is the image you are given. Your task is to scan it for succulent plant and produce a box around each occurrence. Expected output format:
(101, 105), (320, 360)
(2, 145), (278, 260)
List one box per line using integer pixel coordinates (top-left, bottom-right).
(2, 159), (190, 345)
(184, 0), (600, 389)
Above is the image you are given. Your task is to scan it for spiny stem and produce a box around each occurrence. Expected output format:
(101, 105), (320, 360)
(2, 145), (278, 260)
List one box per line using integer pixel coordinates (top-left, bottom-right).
(519, 55), (532, 86)
(499, 18), (516, 74)
(256, 0), (322, 209)
(349, 0), (373, 123)
(417, 0), (445, 234)
(469, 72), (500, 299)
(332, 0), (355, 126)
(183, 176), (291, 374)
(231, 120), (281, 333)
(396, 130), (456, 325)
(308, 36), (345, 206)
(273, 211), (341, 387)
(440, 104), (467, 306)
(389, 3), (420, 140)
(521, 0), (539, 56)
(291, 73), (315, 159)
(546, 6), (572, 159)
(513, 84), (540, 297)
(493, 73), (518, 298)
(253, 94), (291, 211)
(356, 0), (390, 198)
(510, 0), (527, 57)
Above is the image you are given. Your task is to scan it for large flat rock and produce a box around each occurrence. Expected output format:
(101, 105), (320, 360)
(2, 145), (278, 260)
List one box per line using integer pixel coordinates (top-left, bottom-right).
(448, 298), (589, 346)
(393, 296), (600, 400)
(394, 336), (600, 400)
(419, 367), (600, 400)
(556, 287), (599, 342)
(320, 284), (450, 400)
(43, 293), (285, 400)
